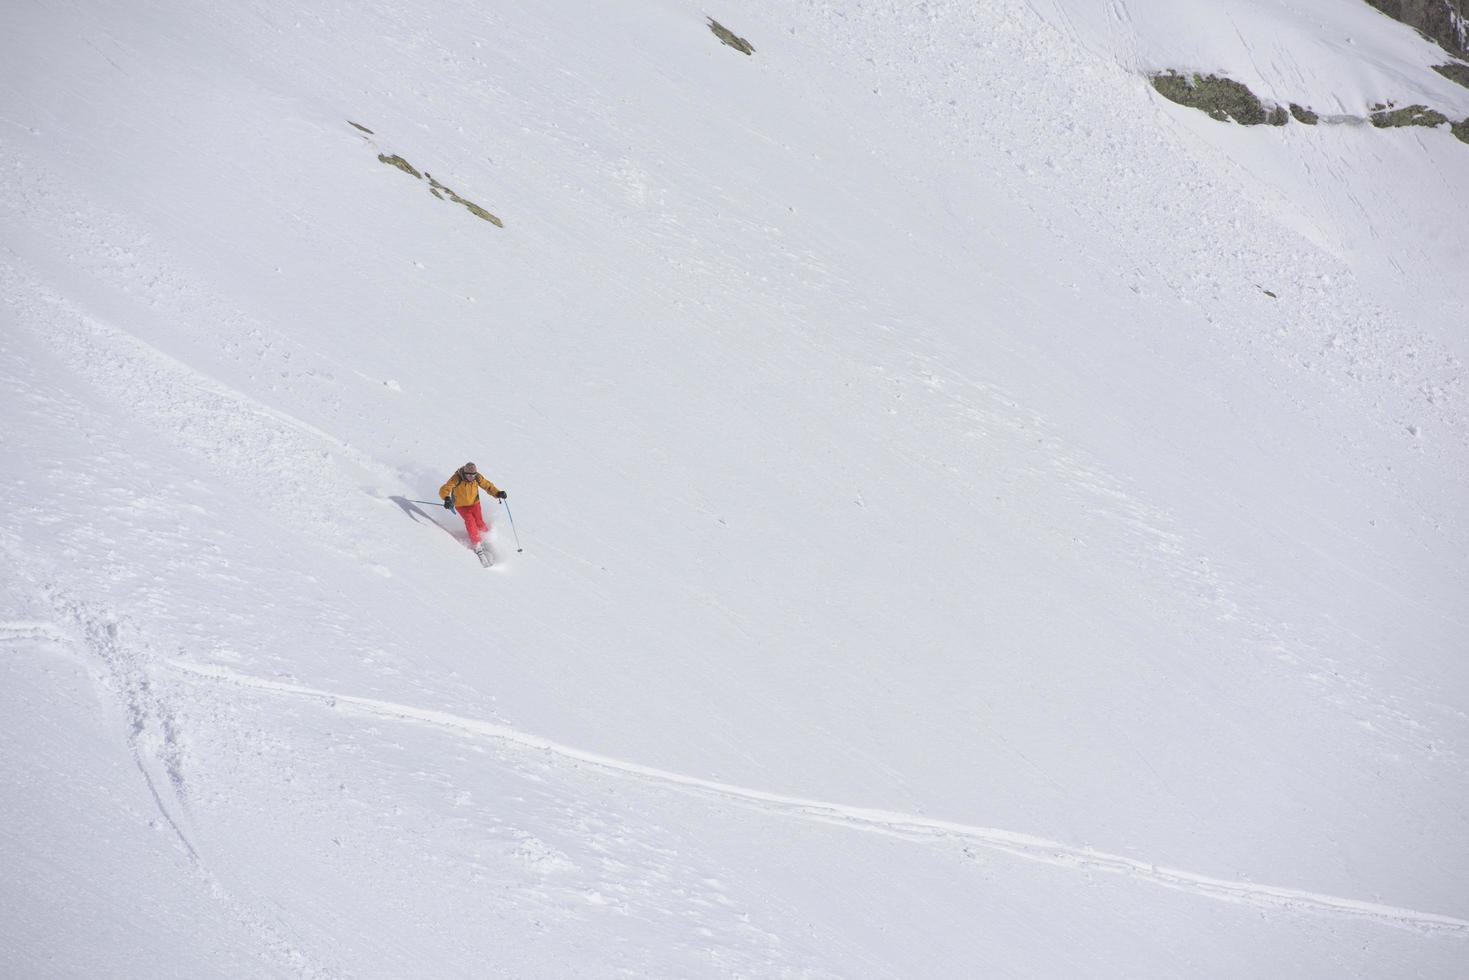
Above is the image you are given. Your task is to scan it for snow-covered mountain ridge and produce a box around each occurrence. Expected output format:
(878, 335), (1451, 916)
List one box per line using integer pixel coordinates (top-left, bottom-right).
(1035, 0), (1469, 114)
(3, 0), (1466, 977)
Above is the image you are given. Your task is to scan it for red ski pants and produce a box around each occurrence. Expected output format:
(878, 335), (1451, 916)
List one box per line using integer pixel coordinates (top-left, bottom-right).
(456, 501), (489, 545)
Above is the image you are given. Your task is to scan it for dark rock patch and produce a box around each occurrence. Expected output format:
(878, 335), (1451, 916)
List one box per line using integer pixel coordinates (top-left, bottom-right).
(1152, 72), (1467, 147)
(370, 147), (504, 228)
(708, 18), (754, 56)
(1433, 62), (1469, 88)
(1369, 102), (1451, 127)
(426, 173), (504, 227)
(1150, 71), (1284, 125)
(1289, 103), (1320, 124)
(378, 153), (423, 179)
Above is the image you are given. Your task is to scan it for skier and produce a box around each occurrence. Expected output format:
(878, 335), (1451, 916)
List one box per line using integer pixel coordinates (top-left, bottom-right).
(439, 462), (506, 553)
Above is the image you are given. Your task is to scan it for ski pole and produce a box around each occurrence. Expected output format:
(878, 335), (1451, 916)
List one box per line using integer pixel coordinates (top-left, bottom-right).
(501, 498), (523, 552)
(406, 499), (447, 507)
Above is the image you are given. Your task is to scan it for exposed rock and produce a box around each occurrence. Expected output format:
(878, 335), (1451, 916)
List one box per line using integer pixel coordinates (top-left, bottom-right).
(1150, 71), (1285, 125)
(1149, 73), (1468, 149)
(1363, 0), (1469, 60)
(1148, 34), (1469, 150)
(1369, 102), (1451, 126)
(1289, 103), (1321, 124)
(458, 200), (503, 226)
(349, 121), (375, 134)
(708, 18), (754, 56)
(373, 156), (504, 228)
(1433, 62), (1469, 88)
(426, 173), (504, 227)
(377, 154), (422, 178)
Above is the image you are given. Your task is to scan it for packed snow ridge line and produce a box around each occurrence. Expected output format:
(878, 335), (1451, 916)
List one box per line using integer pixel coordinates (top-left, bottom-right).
(171, 660), (1469, 938)
(1363, 0), (1469, 61)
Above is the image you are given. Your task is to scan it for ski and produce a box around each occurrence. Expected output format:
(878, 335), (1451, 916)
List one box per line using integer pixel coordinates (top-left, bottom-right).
(475, 543), (494, 567)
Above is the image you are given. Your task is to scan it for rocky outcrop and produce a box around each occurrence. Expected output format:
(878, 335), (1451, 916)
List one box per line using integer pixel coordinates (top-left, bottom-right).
(1433, 61), (1469, 88)
(378, 154), (422, 179)
(1151, 73), (1469, 145)
(1289, 103), (1321, 124)
(1150, 72), (1287, 125)
(360, 126), (504, 228)
(708, 19), (754, 56)
(426, 173), (504, 227)
(1369, 102), (1451, 126)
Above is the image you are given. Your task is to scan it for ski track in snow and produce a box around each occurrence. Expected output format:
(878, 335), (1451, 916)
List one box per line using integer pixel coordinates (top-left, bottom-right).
(0, 600), (342, 980)
(170, 659), (1469, 938)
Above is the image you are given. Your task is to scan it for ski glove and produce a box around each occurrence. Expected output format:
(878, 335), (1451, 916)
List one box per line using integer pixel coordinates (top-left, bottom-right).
(443, 497), (454, 510)
(496, 490), (508, 499)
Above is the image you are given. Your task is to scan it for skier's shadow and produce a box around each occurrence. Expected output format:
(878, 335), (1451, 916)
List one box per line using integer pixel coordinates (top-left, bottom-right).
(388, 496), (464, 544)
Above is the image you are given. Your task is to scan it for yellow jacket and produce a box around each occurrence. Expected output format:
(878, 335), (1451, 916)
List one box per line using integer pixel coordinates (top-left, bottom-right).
(439, 469), (501, 507)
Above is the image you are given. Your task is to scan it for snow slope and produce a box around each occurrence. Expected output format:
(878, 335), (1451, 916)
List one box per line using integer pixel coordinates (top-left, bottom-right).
(1033, 0), (1469, 117)
(2, 0), (1466, 976)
